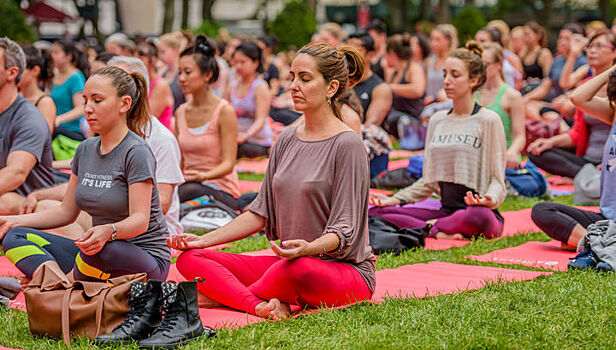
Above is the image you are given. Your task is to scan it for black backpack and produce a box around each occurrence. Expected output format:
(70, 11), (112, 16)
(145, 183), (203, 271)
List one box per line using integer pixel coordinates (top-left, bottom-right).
(368, 216), (428, 255)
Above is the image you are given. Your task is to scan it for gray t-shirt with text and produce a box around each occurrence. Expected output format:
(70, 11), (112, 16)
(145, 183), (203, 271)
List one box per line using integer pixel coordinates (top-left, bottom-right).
(72, 131), (170, 262)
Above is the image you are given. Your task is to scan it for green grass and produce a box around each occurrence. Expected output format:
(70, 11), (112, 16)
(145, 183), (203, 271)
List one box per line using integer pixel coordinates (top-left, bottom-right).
(238, 172), (265, 182)
(2, 196), (613, 349)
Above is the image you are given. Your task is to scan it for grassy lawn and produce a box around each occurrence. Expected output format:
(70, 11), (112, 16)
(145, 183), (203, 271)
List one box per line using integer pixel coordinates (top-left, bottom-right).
(1, 195), (613, 349)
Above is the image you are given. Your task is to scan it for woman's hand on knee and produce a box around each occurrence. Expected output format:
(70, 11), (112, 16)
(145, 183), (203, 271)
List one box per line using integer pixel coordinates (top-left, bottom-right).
(271, 240), (312, 259)
(167, 233), (204, 250)
(74, 224), (112, 256)
(464, 192), (494, 207)
(526, 138), (552, 155)
(369, 193), (401, 207)
(0, 217), (19, 240)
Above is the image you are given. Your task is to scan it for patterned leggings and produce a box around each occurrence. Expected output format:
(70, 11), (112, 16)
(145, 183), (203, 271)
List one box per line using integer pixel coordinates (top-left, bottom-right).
(1, 227), (169, 281)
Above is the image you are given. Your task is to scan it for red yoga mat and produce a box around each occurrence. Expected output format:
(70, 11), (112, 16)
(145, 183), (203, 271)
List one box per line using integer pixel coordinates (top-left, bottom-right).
(501, 206), (600, 237)
(0, 257), (22, 278)
(238, 180), (262, 194)
(467, 240), (576, 271)
(424, 238), (470, 250)
(371, 261), (551, 302)
(387, 159), (408, 171)
(236, 159), (269, 174)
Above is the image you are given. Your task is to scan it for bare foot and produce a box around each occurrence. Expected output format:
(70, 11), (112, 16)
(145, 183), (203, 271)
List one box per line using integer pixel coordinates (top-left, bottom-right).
(560, 242), (577, 252)
(254, 298), (291, 320)
(548, 176), (574, 186)
(435, 232), (466, 240)
(197, 291), (223, 309)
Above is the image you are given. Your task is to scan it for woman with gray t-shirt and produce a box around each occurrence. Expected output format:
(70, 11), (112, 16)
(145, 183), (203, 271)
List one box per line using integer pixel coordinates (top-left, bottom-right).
(170, 42), (376, 320)
(0, 67), (170, 282)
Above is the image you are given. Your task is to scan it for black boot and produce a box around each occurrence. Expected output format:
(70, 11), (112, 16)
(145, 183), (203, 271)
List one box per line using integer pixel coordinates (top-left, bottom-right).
(138, 281), (215, 349)
(94, 280), (165, 346)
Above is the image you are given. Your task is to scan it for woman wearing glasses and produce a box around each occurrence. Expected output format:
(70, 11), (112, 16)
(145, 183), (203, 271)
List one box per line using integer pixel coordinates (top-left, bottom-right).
(527, 29), (616, 179)
(476, 42), (526, 169)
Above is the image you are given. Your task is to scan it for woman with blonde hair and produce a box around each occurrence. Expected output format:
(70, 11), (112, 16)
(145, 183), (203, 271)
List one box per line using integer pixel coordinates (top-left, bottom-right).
(421, 24), (458, 119)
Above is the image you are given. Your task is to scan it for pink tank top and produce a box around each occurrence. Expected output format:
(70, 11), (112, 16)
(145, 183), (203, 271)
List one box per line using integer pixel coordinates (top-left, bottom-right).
(149, 76), (174, 132)
(176, 100), (241, 198)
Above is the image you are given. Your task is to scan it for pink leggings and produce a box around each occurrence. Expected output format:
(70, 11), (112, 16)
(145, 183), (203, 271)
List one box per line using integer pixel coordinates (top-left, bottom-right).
(176, 249), (372, 315)
(369, 205), (503, 239)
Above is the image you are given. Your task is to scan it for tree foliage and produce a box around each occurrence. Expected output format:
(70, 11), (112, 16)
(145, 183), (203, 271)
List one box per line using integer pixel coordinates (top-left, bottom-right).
(0, 0), (35, 42)
(268, 1), (316, 51)
(194, 19), (222, 38)
(452, 6), (486, 44)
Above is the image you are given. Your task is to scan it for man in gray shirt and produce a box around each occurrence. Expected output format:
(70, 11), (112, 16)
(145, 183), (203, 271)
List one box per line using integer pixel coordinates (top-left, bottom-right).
(0, 37), (54, 215)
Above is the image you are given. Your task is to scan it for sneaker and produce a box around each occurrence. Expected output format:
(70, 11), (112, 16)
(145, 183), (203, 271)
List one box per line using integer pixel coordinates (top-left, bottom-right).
(596, 261), (613, 272)
(567, 249), (599, 270)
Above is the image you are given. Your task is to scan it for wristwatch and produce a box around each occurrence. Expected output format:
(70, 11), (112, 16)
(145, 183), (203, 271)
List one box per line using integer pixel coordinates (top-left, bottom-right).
(110, 223), (117, 241)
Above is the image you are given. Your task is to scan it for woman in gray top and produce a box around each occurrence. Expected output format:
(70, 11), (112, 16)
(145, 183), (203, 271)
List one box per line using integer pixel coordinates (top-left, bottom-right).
(170, 42), (376, 320)
(0, 67), (170, 282)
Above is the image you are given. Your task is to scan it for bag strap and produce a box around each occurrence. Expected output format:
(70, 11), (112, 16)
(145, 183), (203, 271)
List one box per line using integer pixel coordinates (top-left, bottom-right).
(94, 287), (112, 338)
(61, 286), (75, 345)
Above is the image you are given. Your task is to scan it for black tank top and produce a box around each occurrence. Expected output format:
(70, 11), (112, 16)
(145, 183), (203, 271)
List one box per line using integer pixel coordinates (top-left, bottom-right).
(371, 56), (385, 80)
(523, 50), (543, 80)
(390, 63), (424, 118)
(353, 74), (384, 114)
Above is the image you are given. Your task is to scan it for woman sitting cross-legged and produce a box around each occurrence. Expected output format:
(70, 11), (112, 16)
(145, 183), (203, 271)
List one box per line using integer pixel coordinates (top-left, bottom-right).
(369, 41), (507, 240)
(170, 42), (376, 319)
(0, 67), (171, 282)
(532, 63), (616, 251)
(176, 35), (241, 210)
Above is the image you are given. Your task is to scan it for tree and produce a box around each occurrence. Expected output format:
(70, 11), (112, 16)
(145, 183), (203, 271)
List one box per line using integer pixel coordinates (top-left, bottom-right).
(436, 0), (451, 24)
(452, 6), (486, 43)
(202, 0), (216, 21)
(269, 1), (316, 51)
(384, 0), (409, 33)
(162, 0), (174, 34)
(0, 0), (35, 42)
(181, 0), (189, 29)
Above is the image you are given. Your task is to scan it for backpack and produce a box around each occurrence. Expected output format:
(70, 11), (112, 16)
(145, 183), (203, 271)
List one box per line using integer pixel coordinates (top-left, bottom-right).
(368, 216), (428, 255)
(370, 168), (417, 189)
(179, 195), (238, 232)
(505, 161), (550, 198)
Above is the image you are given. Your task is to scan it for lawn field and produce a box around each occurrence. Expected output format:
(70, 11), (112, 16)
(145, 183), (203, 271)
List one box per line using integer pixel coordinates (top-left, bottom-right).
(1, 194), (614, 350)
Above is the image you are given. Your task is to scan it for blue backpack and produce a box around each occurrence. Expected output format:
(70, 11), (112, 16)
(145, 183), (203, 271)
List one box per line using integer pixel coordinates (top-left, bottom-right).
(505, 161), (549, 198)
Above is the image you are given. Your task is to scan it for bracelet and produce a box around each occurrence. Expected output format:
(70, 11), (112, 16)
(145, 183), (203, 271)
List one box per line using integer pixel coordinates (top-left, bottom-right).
(110, 223), (117, 241)
(319, 241), (327, 257)
(398, 198), (407, 206)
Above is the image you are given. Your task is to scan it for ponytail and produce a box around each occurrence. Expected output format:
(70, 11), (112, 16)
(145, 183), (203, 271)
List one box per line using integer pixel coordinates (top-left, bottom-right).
(296, 42), (365, 121)
(91, 67), (151, 138)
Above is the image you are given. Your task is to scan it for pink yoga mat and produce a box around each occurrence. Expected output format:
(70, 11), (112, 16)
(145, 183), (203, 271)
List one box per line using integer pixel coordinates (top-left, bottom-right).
(468, 240), (576, 271)
(424, 238), (470, 250)
(501, 206), (600, 237)
(177, 261), (550, 329)
(387, 159), (408, 171)
(371, 261), (551, 302)
(0, 257), (22, 278)
(238, 180), (262, 193)
(236, 159), (269, 174)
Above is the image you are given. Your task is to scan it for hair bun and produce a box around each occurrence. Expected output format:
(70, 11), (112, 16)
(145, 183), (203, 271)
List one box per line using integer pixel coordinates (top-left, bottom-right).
(465, 40), (483, 57)
(194, 35), (214, 57)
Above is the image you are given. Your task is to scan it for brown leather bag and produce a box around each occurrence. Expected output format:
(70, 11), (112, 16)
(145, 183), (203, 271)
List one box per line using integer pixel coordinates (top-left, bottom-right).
(23, 261), (146, 344)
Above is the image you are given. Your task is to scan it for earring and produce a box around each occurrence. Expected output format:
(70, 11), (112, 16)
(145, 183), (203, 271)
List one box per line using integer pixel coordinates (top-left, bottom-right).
(327, 98), (331, 105)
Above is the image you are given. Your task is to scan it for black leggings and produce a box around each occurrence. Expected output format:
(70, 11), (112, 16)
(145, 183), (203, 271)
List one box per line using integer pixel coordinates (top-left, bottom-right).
(1, 227), (170, 281)
(528, 147), (597, 178)
(238, 142), (270, 158)
(178, 182), (238, 210)
(531, 202), (606, 244)
(270, 107), (301, 126)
